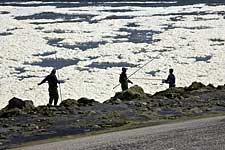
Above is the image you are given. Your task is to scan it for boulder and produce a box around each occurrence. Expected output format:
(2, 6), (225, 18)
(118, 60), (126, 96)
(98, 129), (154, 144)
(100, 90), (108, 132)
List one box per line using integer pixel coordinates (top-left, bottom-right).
(77, 97), (99, 106)
(4, 97), (35, 111)
(6, 97), (25, 110)
(217, 85), (225, 90)
(24, 100), (35, 110)
(186, 82), (206, 91)
(113, 85), (145, 101)
(152, 87), (186, 99)
(207, 84), (215, 89)
(128, 85), (145, 94)
(60, 99), (78, 107)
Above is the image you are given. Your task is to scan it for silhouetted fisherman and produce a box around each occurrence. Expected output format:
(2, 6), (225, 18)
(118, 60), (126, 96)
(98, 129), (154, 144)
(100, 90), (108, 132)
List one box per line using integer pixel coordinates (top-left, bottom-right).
(38, 69), (60, 106)
(162, 68), (176, 88)
(119, 67), (133, 91)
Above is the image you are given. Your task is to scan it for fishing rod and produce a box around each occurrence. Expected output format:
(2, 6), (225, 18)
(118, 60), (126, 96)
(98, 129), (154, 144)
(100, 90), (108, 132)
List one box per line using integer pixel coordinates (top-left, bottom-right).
(55, 54), (63, 103)
(113, 53), (162, 89)
(130, 78), (162, 81)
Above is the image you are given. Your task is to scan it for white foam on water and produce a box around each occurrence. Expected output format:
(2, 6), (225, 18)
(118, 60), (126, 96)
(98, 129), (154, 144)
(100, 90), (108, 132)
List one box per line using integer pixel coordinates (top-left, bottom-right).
(0, 2), (225, 108)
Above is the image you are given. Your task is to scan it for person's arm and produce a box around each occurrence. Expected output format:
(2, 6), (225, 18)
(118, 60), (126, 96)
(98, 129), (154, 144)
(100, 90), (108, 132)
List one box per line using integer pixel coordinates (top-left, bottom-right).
(128, 79), (133, 84)
(55, 76), (60, 84)
(165, 75), (170, 83)
(162, 75), (170, 84)
(38, 76), (48, 85)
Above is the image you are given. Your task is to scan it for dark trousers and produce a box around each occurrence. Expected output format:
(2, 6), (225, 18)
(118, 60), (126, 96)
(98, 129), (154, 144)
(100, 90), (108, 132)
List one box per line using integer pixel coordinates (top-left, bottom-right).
(121, 82), (128, 91)
(48, 88), (59, 106)
(49, 92), (59, 106)
(169, 84), (176, 88)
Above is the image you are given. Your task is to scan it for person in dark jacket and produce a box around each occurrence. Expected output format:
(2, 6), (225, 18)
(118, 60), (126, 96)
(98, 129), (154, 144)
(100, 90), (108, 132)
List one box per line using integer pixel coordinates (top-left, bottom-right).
(162, 68), (176, 88)
(119, 67), (133, 91)
(38, 69), (60, 106)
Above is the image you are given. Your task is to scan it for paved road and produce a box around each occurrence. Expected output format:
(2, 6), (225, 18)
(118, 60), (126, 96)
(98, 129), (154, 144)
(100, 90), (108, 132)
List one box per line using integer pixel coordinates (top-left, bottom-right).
(12, 116), (225, 150)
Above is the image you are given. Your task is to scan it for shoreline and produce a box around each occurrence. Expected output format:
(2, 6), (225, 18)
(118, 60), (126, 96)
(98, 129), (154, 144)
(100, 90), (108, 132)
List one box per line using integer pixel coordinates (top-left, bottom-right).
(0, 82), (225, 149)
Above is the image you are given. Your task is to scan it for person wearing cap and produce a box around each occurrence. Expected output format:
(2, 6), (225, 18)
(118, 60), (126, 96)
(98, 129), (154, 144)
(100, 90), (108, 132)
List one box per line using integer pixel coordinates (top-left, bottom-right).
(162, 68), (176, 88)
(38, 69), (60, 106)
(119, 67), (133, 91)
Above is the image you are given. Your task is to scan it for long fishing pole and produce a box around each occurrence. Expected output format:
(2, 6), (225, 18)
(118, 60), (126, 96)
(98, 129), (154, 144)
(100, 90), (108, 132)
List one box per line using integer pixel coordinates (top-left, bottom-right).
(113, 53), (162, 89)
(55, 54), (63, 103)
(130, 78), (162, 80)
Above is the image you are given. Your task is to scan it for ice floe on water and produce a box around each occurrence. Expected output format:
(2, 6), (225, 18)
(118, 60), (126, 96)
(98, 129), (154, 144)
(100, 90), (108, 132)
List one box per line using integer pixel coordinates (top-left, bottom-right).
(0, 1), (225, 108)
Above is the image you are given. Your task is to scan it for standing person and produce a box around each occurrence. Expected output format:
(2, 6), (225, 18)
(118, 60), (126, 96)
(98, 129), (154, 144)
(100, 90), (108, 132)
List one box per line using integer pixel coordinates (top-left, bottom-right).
(162, 68), (176, 88)
(38, 69), (60, 106)
(119, 67), (133, 91)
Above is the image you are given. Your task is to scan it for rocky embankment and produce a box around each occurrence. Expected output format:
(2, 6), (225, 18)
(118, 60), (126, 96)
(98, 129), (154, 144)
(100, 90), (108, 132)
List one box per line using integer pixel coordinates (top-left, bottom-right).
(1, 82), (225, 149)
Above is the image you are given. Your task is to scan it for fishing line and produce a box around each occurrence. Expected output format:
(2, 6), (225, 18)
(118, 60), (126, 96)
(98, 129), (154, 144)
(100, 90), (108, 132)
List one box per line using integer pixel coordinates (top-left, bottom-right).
(113, 52), (162, 89)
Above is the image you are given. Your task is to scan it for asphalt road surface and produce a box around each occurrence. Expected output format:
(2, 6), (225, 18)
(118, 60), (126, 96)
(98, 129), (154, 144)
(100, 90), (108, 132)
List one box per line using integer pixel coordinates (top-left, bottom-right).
(12, 116), (225, 150)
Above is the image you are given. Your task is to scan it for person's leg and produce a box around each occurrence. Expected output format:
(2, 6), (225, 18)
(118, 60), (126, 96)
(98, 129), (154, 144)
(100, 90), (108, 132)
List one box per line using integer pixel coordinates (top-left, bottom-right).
(122, 82), (128, 91)
(169, 84), (175, 88)
(54, 92), (59, 106)
(121, 84), (124, 91)
(48, 93), (54, 106)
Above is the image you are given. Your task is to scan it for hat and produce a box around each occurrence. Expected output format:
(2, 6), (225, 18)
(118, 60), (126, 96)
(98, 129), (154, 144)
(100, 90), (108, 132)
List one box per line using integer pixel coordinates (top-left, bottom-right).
(122, 67), (127, 71)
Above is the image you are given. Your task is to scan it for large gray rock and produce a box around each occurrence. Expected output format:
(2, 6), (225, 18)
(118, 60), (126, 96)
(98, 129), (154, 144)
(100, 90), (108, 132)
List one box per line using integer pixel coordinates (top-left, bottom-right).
(0, 98), (35, 117)
(7, 97), (25, 110)
(110, 85), (146, 102)
(24, 100), (35, 110)
(186, 82), (206, 91)
(5, 97), (34, 110)
(217, 85), (225, 90)
(152, 87), (186, 99)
